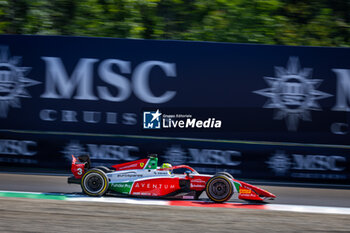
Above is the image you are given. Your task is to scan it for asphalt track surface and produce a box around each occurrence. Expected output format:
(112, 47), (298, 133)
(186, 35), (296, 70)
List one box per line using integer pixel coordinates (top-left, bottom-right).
(1, 173), (350, 232)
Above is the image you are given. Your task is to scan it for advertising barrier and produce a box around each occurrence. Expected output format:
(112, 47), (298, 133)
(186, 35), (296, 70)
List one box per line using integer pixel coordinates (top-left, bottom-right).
(0, 35), (349, 184)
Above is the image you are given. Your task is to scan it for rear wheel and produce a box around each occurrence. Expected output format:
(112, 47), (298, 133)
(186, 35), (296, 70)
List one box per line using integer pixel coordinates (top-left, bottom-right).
(81, 169), (109, 196)
(94, 166), (113, 173)
(205, 175), (234, 203)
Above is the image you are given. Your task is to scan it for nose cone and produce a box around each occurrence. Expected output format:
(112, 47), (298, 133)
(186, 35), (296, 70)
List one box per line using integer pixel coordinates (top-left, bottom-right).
(258, 188), (276, 199)
(267, 192), (276, 199)
(239, 180), (277, 199)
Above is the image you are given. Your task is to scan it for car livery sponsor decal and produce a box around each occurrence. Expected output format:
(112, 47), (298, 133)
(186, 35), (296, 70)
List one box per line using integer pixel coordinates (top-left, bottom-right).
(112, 158), (149, 171)
(109, 182), (133, 194)
(190, 179), (206, 189)
(239, 188), (252, 194)
(131, 177), (180, 196)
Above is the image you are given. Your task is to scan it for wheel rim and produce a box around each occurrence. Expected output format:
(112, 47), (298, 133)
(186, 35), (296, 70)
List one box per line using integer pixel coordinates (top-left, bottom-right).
(208, 178), (230, 200)
(84, 173), (105, 194)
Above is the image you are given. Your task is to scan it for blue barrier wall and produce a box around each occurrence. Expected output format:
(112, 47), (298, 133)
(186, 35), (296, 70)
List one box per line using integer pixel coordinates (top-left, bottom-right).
(0, 35), (349, 184)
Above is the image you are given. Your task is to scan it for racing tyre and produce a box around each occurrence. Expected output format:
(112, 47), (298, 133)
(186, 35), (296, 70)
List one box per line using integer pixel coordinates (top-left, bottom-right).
(81, 169), (109, 196)
(205, 175), (234, 203)
(94, 166), (113, 173)
(215, 172), (234, 179)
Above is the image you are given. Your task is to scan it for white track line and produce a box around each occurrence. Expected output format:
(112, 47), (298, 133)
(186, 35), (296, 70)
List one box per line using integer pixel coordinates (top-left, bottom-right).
(266, 204), (350, 215)
(64, 196), (350, 215)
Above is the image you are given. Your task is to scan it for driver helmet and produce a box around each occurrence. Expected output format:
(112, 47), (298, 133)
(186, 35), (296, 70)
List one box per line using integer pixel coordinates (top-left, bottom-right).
(161, 163), (172, 169)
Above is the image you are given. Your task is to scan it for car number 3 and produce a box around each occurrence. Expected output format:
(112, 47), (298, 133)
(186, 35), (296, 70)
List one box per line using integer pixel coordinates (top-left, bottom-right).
(77, 168), (83, 175)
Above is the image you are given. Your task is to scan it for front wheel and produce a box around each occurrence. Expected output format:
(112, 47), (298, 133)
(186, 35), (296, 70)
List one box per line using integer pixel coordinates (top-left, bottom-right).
(81, 169), (109, 196)
(215, 172), (234, 179)
(205, 175), (234, 203)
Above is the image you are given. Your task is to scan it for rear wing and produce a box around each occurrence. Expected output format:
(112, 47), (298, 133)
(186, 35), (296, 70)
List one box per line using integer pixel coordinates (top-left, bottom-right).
(71, 155), (91, 179)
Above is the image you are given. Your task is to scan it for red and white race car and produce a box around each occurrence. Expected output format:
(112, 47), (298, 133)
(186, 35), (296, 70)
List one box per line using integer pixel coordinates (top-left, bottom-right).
(68, 155), (276, 203)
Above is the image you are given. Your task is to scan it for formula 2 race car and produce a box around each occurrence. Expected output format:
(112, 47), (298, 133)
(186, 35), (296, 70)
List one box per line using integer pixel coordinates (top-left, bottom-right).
(67, 155), (276, 203)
